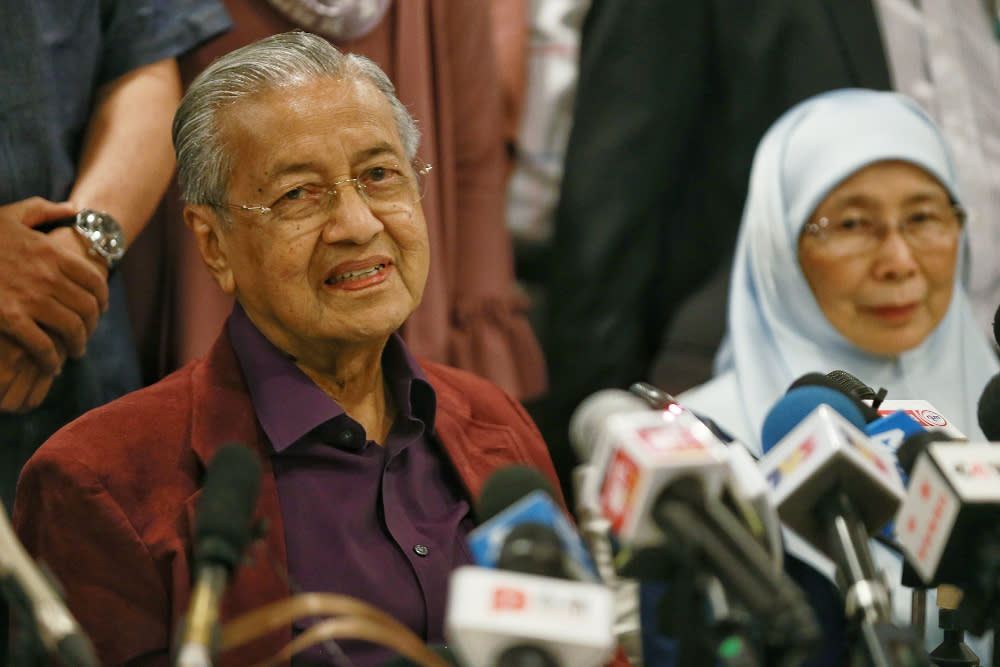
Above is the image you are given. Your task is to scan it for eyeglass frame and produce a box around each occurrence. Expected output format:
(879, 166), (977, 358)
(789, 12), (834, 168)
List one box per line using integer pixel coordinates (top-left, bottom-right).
(207, 159), (432, 220)
(799, 201), (966, 253)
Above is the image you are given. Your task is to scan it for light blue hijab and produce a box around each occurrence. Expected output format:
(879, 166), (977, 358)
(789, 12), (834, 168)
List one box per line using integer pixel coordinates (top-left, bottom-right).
(680, 88), (999, 454)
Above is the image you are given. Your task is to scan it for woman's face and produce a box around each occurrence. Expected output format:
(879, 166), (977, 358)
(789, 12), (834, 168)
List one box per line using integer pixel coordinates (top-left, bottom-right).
(798, 160), (961, 356)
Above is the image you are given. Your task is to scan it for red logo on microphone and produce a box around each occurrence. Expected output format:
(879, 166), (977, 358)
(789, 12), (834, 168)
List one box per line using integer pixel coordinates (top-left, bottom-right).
(601, 449), (640, 535)
(906, 409), (948, 428)
(492, 587), (526, 611)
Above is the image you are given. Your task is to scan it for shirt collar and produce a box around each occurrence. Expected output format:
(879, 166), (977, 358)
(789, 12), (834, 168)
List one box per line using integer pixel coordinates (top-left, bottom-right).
(227, 303), (435, 452)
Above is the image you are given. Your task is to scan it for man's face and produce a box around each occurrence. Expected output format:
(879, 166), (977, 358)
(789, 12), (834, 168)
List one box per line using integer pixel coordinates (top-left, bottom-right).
(191, 77), (429, 369)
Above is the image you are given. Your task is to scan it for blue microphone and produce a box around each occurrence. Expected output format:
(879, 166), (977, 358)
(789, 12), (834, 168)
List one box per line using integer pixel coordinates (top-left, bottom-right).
(467, 465), (600, 582)
(761, 385), (867, 453)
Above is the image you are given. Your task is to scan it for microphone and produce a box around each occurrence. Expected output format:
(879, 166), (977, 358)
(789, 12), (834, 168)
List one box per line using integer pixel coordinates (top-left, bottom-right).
(993, 301), (1000, 349)
(568, 388), (732, 563)
(175, 444), (262, 667)
(758, 386), (928, 665)
(570, 386), (786, 571)
(447, 465), (616, 667)
(467, 464), (599, 582)
(974, 300), (1000, 448)
(445, 566), (615, 667)
(865, 410), (928, 463)
(569, 388), (820, 662)
(625, 382), (784, 567)
(788, 371), (883, 423)
(0, 500), (99, 667)
(977, 373), (1000, 441)
(568, 388), (652, 516)
(874, 400), (967, 441)
(628, 381), (737, 444)
(894, 440), (1000, 636)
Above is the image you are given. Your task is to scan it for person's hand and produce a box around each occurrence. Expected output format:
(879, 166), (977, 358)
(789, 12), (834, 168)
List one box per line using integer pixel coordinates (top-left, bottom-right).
(0, 197), (110, 374)
(0, 334), (59, 413)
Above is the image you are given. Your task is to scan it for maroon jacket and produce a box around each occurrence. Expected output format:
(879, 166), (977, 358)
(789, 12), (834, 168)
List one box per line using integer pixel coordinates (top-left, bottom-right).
(13, 331), (561, 666)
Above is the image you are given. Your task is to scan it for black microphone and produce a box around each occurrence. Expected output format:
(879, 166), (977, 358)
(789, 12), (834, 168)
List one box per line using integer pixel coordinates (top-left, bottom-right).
(174, 444), (262, 667)
(476, 464), (559, 524)
(981, 302), (1000, 441)
(992, 301), (1000, 349)
(788, 371), (883, 423)
(0, 500), (99, 667)
(977, 373), (1000, 441)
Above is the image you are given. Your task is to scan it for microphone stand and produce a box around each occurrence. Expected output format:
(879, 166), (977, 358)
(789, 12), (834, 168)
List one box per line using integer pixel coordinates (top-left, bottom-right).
(701, 578), (763, 667)
(817, 491), (928, 667)
(950, 525), (1000, 667)
(652, 480), (820, 667)
(2, 566), (98, 667)
(928, 585), (979, 666)
(4, 577), (46, 667)
(655, 544), (760, 667)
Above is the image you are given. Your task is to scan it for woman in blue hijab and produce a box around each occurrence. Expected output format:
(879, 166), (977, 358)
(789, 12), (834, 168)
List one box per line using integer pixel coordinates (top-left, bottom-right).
(680, 88), (997, 451)
(673, 88), (1000, 664)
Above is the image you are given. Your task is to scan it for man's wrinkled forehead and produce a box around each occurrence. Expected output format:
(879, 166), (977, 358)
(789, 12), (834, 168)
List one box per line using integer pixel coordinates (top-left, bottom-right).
(216, 77), (404, 180)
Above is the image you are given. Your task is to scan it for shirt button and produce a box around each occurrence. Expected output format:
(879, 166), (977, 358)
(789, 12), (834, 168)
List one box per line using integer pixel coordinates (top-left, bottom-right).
(413, 544), (430, 557)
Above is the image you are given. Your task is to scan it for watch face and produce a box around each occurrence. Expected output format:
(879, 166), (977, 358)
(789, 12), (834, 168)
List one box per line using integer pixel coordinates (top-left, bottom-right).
(76, 209), (126, 267)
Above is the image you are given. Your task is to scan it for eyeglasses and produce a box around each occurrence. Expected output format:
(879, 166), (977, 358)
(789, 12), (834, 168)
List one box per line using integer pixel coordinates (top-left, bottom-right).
(211, 160), (432, 223)
(801, 202), (964, 256)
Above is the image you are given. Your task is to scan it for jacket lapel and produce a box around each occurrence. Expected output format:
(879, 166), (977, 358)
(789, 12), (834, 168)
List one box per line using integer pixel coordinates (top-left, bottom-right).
(183, 332), (293, 662)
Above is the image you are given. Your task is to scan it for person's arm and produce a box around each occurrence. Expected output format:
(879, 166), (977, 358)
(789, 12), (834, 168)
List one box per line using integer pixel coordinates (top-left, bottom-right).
(0, 57), (184, 412)
(69, 56), (182, 248)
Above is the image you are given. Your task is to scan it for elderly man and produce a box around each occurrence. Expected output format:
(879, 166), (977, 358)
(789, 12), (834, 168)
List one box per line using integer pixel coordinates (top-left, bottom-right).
(13, 32), (560, 667)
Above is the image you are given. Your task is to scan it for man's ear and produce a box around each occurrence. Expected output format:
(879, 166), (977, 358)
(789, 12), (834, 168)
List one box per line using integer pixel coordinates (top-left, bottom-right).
(185, 204), (236, 295)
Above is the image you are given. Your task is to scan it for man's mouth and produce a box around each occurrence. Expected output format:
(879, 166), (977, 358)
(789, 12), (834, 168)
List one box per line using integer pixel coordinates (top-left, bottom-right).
(327, 264), (386, 285)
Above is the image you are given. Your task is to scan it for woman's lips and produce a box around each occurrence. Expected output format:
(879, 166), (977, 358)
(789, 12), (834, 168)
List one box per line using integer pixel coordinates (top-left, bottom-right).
(863, 302), (918, 322)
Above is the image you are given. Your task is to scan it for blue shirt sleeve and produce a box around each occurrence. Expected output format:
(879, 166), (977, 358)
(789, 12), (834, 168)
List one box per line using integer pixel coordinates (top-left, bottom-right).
(98, 0), (232, 86)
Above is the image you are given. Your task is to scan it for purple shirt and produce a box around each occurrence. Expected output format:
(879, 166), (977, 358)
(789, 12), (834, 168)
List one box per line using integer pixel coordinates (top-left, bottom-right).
(228, 305), (475, 666)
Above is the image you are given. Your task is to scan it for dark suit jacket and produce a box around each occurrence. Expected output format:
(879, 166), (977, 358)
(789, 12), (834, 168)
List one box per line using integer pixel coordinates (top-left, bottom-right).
(536, 0), (893, 498)
(13, 329), (560, 666)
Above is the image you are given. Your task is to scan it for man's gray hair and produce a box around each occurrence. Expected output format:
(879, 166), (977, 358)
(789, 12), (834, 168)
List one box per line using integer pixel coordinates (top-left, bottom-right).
(173, 31), (420, 209)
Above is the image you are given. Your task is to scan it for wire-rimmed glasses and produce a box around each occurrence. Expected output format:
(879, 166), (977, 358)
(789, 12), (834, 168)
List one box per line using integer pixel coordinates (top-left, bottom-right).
(210, 159), (432, 223)
(800, 202), (964, 256)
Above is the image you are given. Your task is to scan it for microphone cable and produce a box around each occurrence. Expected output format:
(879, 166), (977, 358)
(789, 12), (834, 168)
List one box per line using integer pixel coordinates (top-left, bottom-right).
(218, 592), (452, 667)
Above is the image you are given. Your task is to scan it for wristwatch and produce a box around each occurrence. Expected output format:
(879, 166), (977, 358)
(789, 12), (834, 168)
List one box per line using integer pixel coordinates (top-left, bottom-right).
(41, 209), (126, 272)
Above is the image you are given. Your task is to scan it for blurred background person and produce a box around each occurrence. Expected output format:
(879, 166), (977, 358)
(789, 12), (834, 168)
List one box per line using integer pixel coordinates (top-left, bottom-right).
(535, 0), (1000, 502)
(679, 87), (998, 665)
(503, 0), (592, 340)
(0, 1), (231, 661)
(0, 1), (231, 508)
(139, 0), (547, 403)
